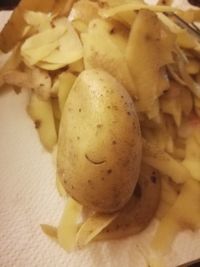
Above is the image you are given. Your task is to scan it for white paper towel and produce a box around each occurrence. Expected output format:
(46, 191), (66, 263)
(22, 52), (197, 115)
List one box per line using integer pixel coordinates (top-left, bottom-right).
(0, 5), (200, 267)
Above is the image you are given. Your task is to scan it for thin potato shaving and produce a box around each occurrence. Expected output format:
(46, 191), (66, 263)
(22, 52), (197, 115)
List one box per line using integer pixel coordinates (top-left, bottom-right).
(81, 19), (136, 99)
(176, 48), (200, 98)
(41, 224), (57, 240)
(143, 140), (190, 184)
(20, 14), (83, 70)
(156, 176), (179, 220)
(41, 21), (83, 66)
(126, 9), (174, 115)
(24, 11), (52, 32)
(27, 93), (57, 151)
(152, 179), (200, 253)
(57, 198), (82, 251)
(76, 212), (118, 248)
(21, 26), (66, 66)
(99, 3), (177, 18)
(97, 164), (161, 240)
(72, 0), (100, 24)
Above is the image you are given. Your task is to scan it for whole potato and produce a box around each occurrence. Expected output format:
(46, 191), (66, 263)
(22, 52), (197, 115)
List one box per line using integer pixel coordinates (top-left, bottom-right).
(57, 69), (142, 213)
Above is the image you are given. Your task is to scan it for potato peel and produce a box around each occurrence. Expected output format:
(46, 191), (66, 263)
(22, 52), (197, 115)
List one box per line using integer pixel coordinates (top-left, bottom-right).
(97, 164), (161, 240)
(42, 22), (83, 66)
(41, 224), (57, 240)
(27, 93), (57, 151)
(81, 20), (137, 99)
(24, 11), (52, 32)
(152, 179), (200, 253)
(57, 198), (82, 251)
(99, 3), (177, 18)
(143, 140), (191, 184)
(76, 212), (118, 248)
(21, 26), (66, 66)
(0, 0), (56, 52)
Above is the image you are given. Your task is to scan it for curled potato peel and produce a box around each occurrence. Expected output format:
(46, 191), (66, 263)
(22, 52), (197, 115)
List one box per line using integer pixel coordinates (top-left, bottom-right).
(96, 164), (161, 240)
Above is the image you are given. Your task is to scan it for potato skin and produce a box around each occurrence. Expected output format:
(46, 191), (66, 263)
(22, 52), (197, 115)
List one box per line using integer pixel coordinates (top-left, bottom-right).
(57, 69), (142, 213)
(97, 164), (161, 240)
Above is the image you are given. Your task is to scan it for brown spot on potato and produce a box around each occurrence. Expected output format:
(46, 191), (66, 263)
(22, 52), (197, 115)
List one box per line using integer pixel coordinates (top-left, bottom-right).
(97, 124), (103, 128)
(51, 94), (58, 100)
(145, 34), (153, 41)
(107, 169), (112, 174)
(151, 175), (157, 184)
(35, 120), (41, 129)
(112, 105), (118, 110)
(79, 108), (82, 112)
(51, 21), (56, 28)
(134, 184), (142, 199)
(109, 28), (115, 34)
(112, 140), (117, 145)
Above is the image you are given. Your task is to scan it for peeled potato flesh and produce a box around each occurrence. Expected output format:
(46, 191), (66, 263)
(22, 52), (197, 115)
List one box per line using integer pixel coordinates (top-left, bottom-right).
(27, 93), (57, 151)
(126, 9), (174, 114)
(24, 11), (52, 32)
(41, 21), (83, 66)
(57, 198), (82, 251)
(20, 26), (66, 66)
(76, 212), (118, 248)
(143, 140), (190, 184)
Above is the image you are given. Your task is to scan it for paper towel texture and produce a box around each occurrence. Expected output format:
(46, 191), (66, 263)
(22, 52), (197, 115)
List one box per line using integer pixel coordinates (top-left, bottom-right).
(0, 5), (200, 267)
